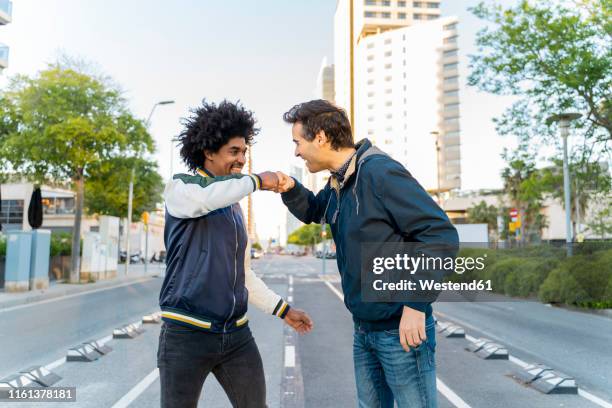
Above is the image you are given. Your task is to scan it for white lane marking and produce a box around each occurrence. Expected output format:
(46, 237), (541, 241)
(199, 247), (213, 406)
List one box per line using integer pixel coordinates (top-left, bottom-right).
(289, 275), (294, 286)
(321, 279), (471, 408)
(0, 278), (153, 314)
(436, 378), (472, 408)
(438, 311), (612, 408)
(288, 295), (293, 302)
(322, 280), (343, 300)
(284, 345), (296, 368)
(579, 390), (612, 408)
(44, 357), (66, 371)
(111, 368), (159, 408)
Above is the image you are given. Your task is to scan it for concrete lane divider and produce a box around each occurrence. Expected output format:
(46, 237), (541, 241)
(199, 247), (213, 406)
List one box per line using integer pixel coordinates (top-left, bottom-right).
(142, 312), (161, 324)
(67, 343), (102, 362)
(466, 338), (494, 353)
(113, 323), (144, 339)
(435, 320), (450, 333)
(441, 324), (466, 338)
(0, 373), (43, 388)
(19, 366), (62, 387)
(466, 338), (509, 360)
(85, 339), (113, 355)
(513, 364), (578, 394)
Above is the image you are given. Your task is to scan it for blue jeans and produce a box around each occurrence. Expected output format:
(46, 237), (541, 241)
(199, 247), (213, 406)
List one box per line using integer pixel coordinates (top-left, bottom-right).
(353, 316), (437, 408)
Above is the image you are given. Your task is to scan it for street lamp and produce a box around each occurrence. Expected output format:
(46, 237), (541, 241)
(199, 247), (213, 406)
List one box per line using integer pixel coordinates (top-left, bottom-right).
(547, 112), (581, 256)
(124, 100), (175, 276)
(430, 131), (442, 205)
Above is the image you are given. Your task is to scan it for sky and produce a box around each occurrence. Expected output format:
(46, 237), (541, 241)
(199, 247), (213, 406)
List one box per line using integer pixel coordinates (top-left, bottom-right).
(1, 0), (519, 242)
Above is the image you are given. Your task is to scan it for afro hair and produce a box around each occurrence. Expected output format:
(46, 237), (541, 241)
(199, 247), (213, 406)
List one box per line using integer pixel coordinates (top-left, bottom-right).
(177, 100), (259, 172)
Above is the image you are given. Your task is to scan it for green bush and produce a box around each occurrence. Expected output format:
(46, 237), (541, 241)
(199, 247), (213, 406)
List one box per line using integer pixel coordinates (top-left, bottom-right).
(538, 250), (612, 308)
(503, 258), (559, 297)
(50, 232), (75, 257)
(0, 235), (6, 258)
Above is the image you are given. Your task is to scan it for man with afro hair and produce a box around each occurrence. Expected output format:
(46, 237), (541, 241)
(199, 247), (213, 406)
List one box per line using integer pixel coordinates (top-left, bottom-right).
(158, 100), (313, 408)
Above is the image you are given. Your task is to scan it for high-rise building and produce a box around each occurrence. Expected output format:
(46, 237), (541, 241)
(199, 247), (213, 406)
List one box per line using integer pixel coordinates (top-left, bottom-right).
(334, 0), (460, 193)
(0, 0), (12, 71)
(316, 57), (336, 103)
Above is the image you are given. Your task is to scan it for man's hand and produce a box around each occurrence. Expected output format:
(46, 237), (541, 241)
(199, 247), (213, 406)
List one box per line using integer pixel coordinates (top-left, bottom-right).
(257, 171), (279, 191)
(275, 172), (296, 193)
(284, 308), (314, 334)
(399, 306), (426, 352)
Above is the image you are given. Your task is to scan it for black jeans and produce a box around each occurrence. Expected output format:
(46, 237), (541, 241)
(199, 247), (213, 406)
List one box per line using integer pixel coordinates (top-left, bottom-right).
(157, 322), (266, 408)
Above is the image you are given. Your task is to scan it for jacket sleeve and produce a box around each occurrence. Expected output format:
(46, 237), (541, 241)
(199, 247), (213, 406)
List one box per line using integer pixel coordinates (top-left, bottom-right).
(243, 222), (291, 319)
(380, 162), (459, 312)
(281, 179), (332, 224)
(164, 173), (260, 219)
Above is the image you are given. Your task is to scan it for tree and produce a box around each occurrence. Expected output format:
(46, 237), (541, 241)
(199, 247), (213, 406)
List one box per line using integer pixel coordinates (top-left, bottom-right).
(287, 224), (332, 251)
(0, 65), (154, 282)
(586, 204), (612, 239)
(85, 157), (163, 220)
(469, 0), (611, 146)
(466, 200), (499, 233)
(500, 147), (548, 243)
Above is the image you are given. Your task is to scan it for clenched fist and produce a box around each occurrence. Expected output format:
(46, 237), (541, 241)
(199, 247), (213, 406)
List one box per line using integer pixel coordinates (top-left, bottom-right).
(257, 171), (280, 191)
(275, 172), (296, 193)
(284, 308), (314, 334)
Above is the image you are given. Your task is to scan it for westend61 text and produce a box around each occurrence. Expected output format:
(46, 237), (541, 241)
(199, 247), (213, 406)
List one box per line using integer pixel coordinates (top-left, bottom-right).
(372, 279), (493, 292)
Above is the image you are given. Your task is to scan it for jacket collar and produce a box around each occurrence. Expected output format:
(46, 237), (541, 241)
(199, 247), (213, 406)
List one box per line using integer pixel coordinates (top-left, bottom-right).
(329, 139), (384, 191)
(197, 168), (214, 177)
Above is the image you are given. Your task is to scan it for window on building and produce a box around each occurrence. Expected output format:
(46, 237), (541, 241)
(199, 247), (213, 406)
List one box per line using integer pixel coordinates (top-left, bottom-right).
(385, 76), (392, 82)
(385, 101), (392, 106)
(427, 2), (440, 8)
(368, 129), (375, 135)
(444, 89), (459, 97)
(385, 139), (393, 145)
(365, 11), (377, 18)
(365, 0), (377, 5)
(382, 0), (391, 5)
(367, 42), (375, 49)
(384, 38), (392, 44)
(413, 1), (423, 7)
(445, 103), (460, 110)
(446, 131), (460, 139)
(385, 88), (393, 94)
(368, 117), (375, 122)
(381, 11), (391, 18)
(385, 127), (393, 132)
(367, 79), (375, 85)
(414, 13), (423, 20)
(42, 197), (76, 215)
(403, 60), (406, 66)
(444, 117), (460, 125)
(368, 91), (375, 97)
(368, 104), (375, 109)
(398, 12), (407, 19)
(398, 0), (406, 6)
(444, 36), (458, 44)
(384, 63), (392, 69)
(386, 113), (393, 119)
(384, 50), (392, 57)
(427, 14), (438, 20)
(445, 75), (459, 84)
(367, 66), (375, 73)
(367, 54), (375, 61)
(443, 62), (459, 71)
(0, 199), (24, 225)
(443, 49), (458, 57)
(444, 23), (458, 30)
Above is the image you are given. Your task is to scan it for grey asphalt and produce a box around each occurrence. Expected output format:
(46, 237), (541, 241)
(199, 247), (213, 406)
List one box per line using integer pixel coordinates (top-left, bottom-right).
(0, 254), (610, 407)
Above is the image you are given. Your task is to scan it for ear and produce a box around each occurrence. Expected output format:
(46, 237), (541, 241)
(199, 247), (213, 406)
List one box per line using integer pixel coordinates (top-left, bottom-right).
(204, 150), (214, 162)
(315, 130), (328, 147)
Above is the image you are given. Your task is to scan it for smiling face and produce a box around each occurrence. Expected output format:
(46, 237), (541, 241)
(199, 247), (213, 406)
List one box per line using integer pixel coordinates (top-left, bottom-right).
(291, 122), (328, 173)
(204, 136), (248, 176)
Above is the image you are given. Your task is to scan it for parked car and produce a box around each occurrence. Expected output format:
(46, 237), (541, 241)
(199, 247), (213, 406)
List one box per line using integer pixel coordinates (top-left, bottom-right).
(250, 248), (262, 259)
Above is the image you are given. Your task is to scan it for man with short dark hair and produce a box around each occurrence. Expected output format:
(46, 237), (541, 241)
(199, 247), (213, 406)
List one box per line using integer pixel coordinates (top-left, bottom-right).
(159, 100), (313, 408)
(276, 99), (458, 408)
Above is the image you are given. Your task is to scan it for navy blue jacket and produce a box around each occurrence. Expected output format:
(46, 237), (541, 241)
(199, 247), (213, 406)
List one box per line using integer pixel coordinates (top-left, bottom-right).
(282, 139), (458, 331)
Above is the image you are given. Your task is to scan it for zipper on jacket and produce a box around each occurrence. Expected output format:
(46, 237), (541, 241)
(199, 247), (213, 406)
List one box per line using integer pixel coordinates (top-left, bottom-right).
(224, 209), (238, 333)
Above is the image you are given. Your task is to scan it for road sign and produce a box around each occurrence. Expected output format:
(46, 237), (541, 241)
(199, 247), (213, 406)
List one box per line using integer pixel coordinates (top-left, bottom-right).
(142, 211), (150, 225)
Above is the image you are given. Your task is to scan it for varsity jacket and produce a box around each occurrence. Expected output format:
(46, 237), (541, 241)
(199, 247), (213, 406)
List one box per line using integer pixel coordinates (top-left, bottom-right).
(160, 168), (290, 333)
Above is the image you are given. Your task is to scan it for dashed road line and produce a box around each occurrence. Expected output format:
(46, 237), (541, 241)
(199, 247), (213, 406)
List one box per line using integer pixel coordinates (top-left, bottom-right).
(321, 278), (473, 408)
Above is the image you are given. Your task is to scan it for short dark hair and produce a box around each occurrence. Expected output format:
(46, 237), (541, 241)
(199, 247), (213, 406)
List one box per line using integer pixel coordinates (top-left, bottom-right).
(177, 100), (258, 172)
(283, 100), (354, 150)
